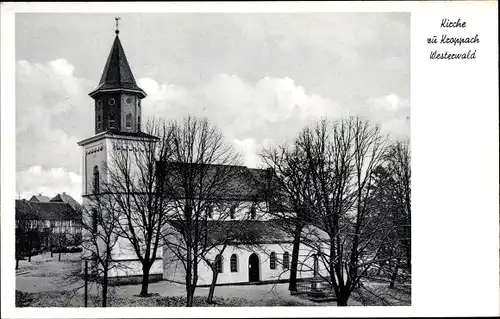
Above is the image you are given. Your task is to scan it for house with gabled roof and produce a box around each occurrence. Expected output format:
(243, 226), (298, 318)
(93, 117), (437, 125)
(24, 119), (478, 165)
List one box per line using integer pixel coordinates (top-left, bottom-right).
(15, 195), (82, 250)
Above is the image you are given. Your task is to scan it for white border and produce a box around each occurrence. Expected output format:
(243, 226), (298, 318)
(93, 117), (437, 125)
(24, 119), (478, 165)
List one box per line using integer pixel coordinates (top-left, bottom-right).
(2, 2), (499, 318)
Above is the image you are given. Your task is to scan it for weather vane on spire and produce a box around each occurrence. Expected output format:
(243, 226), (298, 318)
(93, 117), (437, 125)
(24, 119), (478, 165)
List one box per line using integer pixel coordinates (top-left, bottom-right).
(115, 16), (121, 35)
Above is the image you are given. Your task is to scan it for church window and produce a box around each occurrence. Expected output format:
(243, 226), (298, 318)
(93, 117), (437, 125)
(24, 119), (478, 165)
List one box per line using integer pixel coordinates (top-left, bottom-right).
(230, 204), (236, 219)
(215, 254), (223, 273)
(230, 254), (238, 272)
(283, 252), (290, 269)
(93, 166), (100, 194)
(138, 115), (141, 131)
(206, 205), (213, 219)
(108, 98), (115, 105)
(125, 113), (132, 128)
(109, 111), (116, 129)
(97, 104), (103, 131)
(250, 204), (256, 219)
(270, 252), (277, 270)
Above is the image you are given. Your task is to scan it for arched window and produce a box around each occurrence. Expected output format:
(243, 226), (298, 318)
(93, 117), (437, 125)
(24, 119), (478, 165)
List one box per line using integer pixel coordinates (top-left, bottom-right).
(283, 252), (290, 269)
(109, 111), (116, 129)
(215, 254), (223, 273)
(206, 204), (213, 219)
(270, 252), (276, 270)
(230, 254), (238, 272)
(93, 166), (100, 194)
(125, 113), (132, 128)
(96, 104), (103, 131)
(230, 204), (236, 219)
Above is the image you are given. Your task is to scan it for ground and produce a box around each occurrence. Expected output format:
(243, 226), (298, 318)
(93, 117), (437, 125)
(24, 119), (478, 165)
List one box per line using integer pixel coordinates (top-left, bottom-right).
(16, 252), (411, 307)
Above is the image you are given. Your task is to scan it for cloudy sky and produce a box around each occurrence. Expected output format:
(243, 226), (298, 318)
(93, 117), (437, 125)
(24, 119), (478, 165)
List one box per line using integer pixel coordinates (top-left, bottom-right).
(16, 13), (410, 202)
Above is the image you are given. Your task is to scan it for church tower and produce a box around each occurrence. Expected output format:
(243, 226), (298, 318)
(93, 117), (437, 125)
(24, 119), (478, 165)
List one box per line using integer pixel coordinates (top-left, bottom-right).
(89, 24), (146, 135)
(77, 19), (163, 281)
(78, 19), (156, 198)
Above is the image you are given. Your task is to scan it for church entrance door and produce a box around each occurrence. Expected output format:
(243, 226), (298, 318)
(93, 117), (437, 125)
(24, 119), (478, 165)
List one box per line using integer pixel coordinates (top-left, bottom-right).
(248, 253), (260, 282)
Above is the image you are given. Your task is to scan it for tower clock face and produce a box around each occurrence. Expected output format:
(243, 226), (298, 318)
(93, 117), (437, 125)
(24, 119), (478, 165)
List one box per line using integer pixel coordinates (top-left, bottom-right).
(97, 100), (103, 107)
(108, 98), (115, 105)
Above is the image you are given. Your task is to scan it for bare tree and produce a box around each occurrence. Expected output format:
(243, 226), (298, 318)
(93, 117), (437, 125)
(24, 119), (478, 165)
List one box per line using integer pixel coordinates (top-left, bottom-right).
(368, 139), (411, 287)
(80, 201), (122, 307)
(260, 143), (315, 293)
(160, 115), (247, 307)
(97, 118), (173, 297)
(385, 139), (411, 273)
(289, 116), (393, 306)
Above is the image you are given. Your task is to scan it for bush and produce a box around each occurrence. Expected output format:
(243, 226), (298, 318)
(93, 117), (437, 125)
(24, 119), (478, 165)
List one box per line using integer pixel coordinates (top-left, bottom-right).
(52, 246), (82, 253)
(15, 290), (34, 307)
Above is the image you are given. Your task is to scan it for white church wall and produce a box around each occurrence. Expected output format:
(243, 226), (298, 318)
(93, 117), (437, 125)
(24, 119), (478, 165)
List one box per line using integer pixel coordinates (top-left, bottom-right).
(189, 242), (328, 286)
(107, 259), (163, 278)
(162, 245), (187, 283)
(82, 139), (108, 196)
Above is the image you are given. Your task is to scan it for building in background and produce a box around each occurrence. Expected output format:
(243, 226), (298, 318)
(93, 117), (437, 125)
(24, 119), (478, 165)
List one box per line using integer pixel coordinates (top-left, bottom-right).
(15, 193), (83, 252)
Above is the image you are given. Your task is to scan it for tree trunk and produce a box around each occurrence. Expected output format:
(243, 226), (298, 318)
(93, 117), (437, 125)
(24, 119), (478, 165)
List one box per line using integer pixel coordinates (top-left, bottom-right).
(186, 285), (196, 307)
(139, 266), (151, 297)
(58, 251), (61, 262)
(207, 268), (219, 304)
(16, 258), (19, 270)
(405, 236), (411, 273)
(102, 264), (108, 307)
(289, 224), (303, 294)
(336, 289), (350, 306)
(389, 261), (400, 289)
(185, 253), (193, 307)
(28, 241), (31, 262)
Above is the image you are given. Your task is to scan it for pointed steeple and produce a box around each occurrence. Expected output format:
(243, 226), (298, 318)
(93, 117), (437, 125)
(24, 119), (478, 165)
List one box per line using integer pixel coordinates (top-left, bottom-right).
(89, 33), (146, 98)
(89, 20), (146, 135)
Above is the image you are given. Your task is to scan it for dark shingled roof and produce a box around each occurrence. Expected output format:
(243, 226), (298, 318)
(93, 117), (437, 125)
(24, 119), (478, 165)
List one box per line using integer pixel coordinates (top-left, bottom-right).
(15, 200), (81, 221)
(89, 35), (146, 98)
(166, 219), (294, 245)
(208, 219), (294, 243)
(166, 219), (329, 245)
(157, 162), (273, 201)
(50, 193), (82, 212)
(29, 195), (50, 203)
(16, 200), (39, 220)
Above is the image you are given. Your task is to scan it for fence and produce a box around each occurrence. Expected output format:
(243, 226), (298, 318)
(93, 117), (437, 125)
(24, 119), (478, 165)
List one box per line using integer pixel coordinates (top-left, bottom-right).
(295, 278), (335, 297)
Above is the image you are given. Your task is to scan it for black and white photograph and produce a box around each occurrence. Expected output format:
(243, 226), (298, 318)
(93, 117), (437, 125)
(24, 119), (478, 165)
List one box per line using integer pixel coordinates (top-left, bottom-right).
(1, 1), (498, 317)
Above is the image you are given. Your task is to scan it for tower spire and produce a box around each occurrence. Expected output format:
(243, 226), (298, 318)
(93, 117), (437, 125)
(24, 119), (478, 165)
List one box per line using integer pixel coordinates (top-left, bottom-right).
(115, 17), (121, 35)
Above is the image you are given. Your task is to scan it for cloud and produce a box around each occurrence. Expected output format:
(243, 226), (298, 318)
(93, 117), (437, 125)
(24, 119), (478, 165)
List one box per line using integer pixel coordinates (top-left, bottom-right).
(16, 58), (410, 198)
(365, 94), (411, 139)
(17, 166), (83, 203)
(16, 59), (94, 173)
(139, 74), (344, 156)
(233, 138), (272, 168)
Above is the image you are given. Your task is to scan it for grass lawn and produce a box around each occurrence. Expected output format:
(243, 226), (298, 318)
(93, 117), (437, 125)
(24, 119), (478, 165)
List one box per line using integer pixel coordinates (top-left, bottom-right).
(16, 252), (410, 307)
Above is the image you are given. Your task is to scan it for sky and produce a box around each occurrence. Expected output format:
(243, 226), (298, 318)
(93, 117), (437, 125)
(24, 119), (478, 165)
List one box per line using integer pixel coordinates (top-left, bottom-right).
(15, 13), (410, 202)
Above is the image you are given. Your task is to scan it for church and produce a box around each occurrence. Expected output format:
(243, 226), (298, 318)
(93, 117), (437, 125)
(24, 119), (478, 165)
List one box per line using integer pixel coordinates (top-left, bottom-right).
(78, 22), (328, 286)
